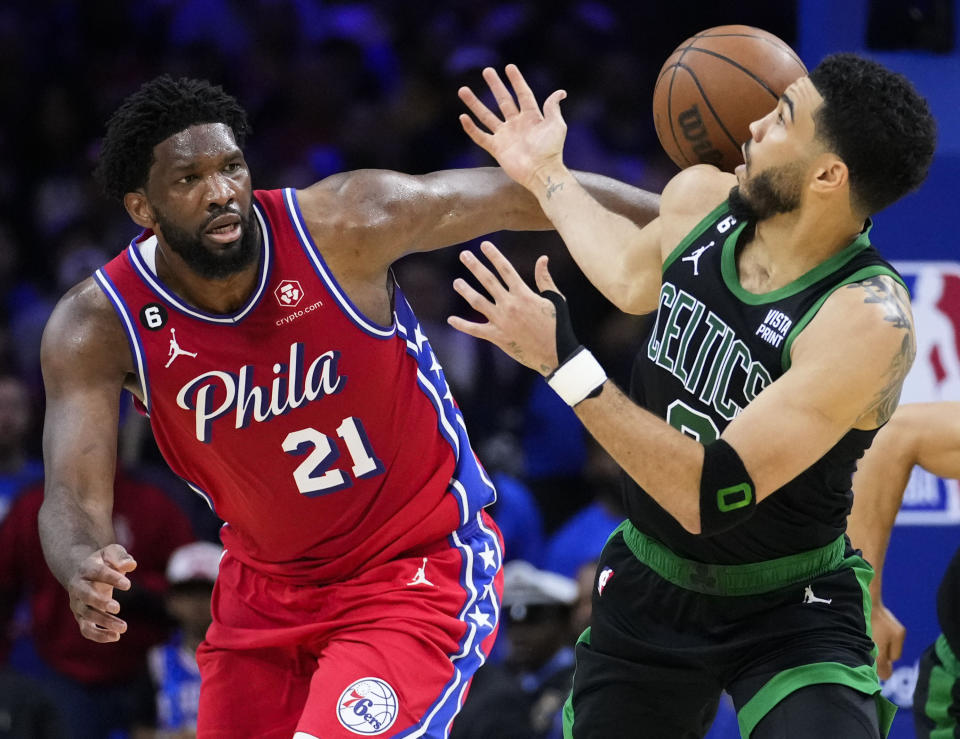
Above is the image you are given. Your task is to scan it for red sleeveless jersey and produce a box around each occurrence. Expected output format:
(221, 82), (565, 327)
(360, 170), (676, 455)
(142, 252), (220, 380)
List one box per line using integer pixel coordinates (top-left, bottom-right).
(97, 188), (495, 583)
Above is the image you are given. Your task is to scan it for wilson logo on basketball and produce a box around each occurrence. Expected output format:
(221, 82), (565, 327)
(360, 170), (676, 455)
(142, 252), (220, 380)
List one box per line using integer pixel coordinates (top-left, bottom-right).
(676, 104), (723, 168)
(652, 24), (807, 173)
(275, 280), (304, 308)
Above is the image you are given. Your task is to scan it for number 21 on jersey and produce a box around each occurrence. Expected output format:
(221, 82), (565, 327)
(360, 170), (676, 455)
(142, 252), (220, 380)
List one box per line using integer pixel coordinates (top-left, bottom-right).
(281, 416), (384, 496)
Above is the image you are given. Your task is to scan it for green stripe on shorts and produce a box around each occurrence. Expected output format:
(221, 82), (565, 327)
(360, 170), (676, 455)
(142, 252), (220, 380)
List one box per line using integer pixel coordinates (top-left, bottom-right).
(619, 521), (846, 595)
(923, 635), (960, 737)
(737, 662), (896, 737)
(562, 627), (591, 739)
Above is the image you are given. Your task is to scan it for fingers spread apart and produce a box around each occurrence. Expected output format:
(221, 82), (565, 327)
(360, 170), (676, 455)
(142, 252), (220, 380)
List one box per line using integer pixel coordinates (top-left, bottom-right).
(458, 64), (544, 136)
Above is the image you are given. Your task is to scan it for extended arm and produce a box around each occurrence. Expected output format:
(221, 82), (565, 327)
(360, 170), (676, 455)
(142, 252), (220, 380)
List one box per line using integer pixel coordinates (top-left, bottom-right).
(38, 278), (138, 643)
(297, 165), (660, 280)
(847, 401), (960, 677)
(450, 244), (915, 535)
(457, 65), (731, 313)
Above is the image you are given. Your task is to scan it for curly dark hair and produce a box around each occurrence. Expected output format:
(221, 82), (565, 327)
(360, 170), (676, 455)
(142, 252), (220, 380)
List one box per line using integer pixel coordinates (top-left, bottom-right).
(809, 53), (936, 215)
(94, 75), (251, 202)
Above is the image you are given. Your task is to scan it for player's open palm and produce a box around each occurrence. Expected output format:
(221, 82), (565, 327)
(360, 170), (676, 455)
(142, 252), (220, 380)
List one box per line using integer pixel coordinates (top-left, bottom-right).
(448, 241), (561, 376)
(67, 543), (137, 643)
(458, 64), (568, 191)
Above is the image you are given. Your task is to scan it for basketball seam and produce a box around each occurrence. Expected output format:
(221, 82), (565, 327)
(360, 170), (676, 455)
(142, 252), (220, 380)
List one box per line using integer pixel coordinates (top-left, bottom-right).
(682, 47), (787, 100)
(675, 61), (742, 152)
(661, 33), (804, 170)
(666, 43), (697, 168)
(691, 32), (806, 69)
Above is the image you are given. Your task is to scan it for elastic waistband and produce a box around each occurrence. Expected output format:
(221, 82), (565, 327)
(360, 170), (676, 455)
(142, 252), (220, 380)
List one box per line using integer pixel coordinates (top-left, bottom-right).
(617, 521), (846, 596)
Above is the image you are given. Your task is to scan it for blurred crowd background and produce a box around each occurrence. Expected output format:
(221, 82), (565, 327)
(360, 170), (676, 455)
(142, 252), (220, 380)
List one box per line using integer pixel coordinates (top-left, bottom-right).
(0, 1), (955, 737)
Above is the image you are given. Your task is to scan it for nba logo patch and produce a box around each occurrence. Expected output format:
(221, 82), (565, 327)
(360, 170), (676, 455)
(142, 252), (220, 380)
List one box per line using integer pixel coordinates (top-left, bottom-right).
(891, 261), (960, 524)
(597, 567), (614, 596)
(336, 677), (399, 735)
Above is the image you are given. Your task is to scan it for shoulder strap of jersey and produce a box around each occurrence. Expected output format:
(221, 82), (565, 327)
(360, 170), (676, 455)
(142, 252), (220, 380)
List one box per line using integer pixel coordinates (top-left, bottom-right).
(780, 259), (907, 371)
(662, 199), (731, 273)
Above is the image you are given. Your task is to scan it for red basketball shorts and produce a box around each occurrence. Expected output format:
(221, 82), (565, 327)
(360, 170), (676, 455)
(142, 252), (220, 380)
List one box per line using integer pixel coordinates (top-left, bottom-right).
(196, 511), (503, 738)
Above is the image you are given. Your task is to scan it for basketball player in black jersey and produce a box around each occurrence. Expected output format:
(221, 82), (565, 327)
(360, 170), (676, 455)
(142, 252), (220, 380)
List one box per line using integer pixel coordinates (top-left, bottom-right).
(846, 402), (960, 738)
(449, 55), (936, 738)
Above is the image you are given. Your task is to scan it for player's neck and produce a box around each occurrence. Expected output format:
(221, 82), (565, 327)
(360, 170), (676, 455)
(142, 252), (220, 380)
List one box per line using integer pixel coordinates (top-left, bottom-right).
(738, 206), (864, 293)
(155, 242), (262, 315)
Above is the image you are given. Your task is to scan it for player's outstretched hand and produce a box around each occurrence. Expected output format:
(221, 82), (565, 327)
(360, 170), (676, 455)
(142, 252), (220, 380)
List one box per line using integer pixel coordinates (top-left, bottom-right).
(448, 241), (561, 376)
(458, 64), (568, 192)
(66, 543), (137, 643)
(870, 599), (905, 680)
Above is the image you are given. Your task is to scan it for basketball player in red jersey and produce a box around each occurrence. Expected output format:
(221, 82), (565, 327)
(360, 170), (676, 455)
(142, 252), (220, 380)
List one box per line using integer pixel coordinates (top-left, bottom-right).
(37, 76), (657, 738)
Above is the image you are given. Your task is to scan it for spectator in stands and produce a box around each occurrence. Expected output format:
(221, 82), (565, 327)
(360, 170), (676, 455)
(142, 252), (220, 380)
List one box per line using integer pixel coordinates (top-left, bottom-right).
(0, 667), (68, 739)
(132, 541), (222, 739)
(0, 373), (42, 525)
(452, 560), (578, 739)
(0, 466), (195, 739)
(541, 440), (625, 579)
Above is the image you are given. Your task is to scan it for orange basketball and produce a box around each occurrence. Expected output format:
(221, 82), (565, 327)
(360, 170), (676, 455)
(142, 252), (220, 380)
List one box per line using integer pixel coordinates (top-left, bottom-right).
(652, 25), (807, 172)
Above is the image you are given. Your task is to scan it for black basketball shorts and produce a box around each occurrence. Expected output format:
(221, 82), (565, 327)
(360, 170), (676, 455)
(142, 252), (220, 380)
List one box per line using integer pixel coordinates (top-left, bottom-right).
(561, 521), (896, 738)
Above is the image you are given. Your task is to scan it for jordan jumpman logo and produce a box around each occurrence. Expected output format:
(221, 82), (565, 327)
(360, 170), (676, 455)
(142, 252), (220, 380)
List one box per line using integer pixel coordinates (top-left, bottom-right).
(165, 328), (198, 368)
(407, 557), (435, 587)
(681, 241), (715, 276)
(802, 585), (832, 605)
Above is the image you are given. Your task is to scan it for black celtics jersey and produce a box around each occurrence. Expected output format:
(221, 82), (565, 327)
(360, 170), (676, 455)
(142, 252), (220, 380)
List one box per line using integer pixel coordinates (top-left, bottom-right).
(626, 200), (905, 564)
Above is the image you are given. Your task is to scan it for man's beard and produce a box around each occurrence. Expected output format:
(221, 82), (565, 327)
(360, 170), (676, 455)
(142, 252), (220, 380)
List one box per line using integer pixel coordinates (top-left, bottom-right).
(154, 205), (259, 280)
(728, 159), (805, 224)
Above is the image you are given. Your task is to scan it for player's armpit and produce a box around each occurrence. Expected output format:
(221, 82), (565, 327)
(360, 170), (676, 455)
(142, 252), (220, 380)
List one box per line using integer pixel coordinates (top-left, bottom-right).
(721, 277), (915, 500)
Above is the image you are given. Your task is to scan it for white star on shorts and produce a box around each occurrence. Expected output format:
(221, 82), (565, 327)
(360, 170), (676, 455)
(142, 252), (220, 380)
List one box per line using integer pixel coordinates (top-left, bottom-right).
(468, 605), (492, 629)
(478, 542), (497, 571)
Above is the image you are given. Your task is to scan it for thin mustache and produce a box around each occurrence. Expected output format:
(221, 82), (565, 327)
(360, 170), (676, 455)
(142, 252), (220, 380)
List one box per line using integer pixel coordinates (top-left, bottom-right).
(202, 207), (243, 230)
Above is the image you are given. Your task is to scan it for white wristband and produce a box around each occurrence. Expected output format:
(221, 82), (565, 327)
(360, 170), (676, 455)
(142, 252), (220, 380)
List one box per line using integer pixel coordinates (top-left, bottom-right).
(546, 346), (608, 406)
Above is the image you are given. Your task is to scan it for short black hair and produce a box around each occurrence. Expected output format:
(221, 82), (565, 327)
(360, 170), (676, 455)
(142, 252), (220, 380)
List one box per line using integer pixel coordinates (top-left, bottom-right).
(94, 75), (251, 202)
(809, 53), (936, 215)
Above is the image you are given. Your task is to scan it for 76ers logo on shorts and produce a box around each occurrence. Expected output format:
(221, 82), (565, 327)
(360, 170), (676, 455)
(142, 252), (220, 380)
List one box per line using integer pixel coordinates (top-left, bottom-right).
(336, 677), (399, 735)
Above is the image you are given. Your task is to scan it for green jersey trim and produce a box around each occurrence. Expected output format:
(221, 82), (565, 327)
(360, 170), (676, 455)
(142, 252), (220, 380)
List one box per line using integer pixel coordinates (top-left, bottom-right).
(780, 265), (909, 372)
(923, 635), (960, 735)
(935, 633), (960, 677)
(562, 627), (592, 739)
(736, 662), (895, 737)
(662, 200), (731, 273)
(847, 553), (878, 658)
(619, 521), (845, 595)
(721, 220), (875, 306)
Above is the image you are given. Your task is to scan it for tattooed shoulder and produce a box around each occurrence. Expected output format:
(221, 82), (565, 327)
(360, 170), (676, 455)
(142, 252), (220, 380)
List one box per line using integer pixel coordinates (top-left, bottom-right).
(848, 276), (916, 424)
(854, 276), (913, 329)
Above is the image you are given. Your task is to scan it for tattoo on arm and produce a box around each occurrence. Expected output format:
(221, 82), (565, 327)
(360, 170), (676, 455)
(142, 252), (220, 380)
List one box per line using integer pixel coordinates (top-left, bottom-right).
(856, 277), (911, 329)
(851, 278), (916, 424)
(545, 176), (564, 199)
(867, 333), (915, 424)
